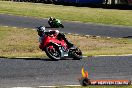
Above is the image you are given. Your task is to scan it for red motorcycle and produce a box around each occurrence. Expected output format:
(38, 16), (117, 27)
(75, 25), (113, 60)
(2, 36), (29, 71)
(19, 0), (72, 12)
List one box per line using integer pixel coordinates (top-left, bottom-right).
(39, 32), (82, 60)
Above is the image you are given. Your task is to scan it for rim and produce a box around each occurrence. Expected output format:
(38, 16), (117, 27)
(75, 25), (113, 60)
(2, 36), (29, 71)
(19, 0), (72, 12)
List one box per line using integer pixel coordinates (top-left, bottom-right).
(74, 48), (82, 56)
(47, 45), (60, 59)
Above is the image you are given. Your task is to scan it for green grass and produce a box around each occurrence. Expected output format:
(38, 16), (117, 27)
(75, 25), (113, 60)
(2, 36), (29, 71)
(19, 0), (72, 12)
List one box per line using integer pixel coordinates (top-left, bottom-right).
(0, 26), (132, 58)
(0, 1), (132, 26)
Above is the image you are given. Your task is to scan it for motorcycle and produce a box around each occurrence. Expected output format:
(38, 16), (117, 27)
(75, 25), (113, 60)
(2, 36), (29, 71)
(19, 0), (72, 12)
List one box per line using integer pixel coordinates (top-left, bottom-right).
(39, 31), (82, 61)
(48, 19), (64, 28)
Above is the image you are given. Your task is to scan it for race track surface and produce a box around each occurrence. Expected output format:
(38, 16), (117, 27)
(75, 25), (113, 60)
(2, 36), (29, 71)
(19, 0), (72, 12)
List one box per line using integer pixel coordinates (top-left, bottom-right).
(0, 56), (132, 87)
(0, 14), (132, 38)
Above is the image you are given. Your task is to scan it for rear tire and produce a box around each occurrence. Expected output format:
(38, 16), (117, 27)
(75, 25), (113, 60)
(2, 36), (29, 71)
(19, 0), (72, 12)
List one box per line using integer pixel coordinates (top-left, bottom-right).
(45, 44), (61, 61)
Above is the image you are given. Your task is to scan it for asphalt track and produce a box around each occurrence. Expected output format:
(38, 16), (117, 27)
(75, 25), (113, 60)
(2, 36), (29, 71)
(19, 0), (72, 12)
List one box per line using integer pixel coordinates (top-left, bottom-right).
(0, 56), (132, 88)
(0, 14), (132, 38)
(0, 14), (132, 87)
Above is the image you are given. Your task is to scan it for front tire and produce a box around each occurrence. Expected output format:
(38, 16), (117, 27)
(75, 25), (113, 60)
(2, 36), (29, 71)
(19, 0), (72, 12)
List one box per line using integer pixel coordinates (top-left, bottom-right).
(45, 44), (61, 61)
(71, 47), (82, 60)
(60, 24), (64, 28)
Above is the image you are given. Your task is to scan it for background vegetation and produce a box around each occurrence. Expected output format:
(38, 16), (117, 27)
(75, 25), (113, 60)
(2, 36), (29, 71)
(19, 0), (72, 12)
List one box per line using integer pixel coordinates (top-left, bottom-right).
(0, 1), (132, 26)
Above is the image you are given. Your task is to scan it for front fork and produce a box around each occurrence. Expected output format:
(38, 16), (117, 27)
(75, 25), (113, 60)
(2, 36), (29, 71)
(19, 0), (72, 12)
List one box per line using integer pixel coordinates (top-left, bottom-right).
(59, 46), (69, 57)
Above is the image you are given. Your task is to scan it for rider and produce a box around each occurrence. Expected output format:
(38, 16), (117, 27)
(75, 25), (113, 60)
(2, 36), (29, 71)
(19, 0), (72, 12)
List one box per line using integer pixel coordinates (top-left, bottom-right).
(48, 17), (61, 26)
(48, 17), (54, 26)
(37, 26), (73, 49)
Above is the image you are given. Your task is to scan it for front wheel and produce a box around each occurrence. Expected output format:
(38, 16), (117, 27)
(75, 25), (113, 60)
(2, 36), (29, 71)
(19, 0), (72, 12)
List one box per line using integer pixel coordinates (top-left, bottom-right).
(70, 47), (82, 60)
(45, 44), (61, 61)
(60, 24), (64, 28)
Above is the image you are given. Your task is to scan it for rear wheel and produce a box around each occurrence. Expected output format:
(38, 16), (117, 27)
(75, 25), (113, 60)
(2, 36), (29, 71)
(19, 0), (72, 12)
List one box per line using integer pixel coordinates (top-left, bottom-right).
(45, 44), (61, 61)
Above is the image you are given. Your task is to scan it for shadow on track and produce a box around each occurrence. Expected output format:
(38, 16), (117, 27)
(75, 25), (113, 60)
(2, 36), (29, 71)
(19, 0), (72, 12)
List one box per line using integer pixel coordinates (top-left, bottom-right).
(0, 56), (78, 61)
(123, 36), (132, 38)
(0, 56), (53, 61)
(17, 58), (53, 61)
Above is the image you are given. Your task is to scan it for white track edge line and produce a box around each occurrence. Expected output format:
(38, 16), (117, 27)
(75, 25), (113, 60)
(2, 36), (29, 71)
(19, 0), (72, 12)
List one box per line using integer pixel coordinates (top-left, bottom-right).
(15, 54), (132, 58)
(12, 85), (81, 88)
(38, 85), (81, 88)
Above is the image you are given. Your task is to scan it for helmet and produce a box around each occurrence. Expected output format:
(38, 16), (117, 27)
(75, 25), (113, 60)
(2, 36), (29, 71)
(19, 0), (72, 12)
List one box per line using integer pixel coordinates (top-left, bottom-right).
(37, 26), (46, 32)
(49, 17), (53, 20)
(37, 26), (46, 36)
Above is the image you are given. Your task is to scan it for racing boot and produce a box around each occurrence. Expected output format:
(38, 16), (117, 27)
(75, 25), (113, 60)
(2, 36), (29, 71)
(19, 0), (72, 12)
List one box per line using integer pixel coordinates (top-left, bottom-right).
(58, 33), (74, 48)
(67, 42), (74, 49)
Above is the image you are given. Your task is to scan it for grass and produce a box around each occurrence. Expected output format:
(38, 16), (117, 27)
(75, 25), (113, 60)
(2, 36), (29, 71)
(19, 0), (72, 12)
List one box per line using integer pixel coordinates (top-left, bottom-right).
(0, 26), (132, 58)
(69, 35), (132, 56)
(0, 26), (44, 58)
(0, 1), (132, 26)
